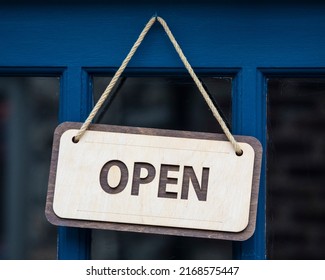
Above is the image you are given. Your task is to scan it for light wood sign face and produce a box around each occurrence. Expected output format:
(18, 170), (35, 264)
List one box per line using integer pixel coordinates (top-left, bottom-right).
(46, 122), (262, 241)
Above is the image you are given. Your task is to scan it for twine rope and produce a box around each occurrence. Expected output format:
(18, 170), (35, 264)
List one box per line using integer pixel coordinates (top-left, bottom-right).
(74, 16), (242, 155)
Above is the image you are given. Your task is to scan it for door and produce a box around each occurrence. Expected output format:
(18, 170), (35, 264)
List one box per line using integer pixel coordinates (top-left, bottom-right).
(1, 1), (324, 260)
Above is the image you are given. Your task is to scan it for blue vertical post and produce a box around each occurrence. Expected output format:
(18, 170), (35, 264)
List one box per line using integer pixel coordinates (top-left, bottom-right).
(232, 67), (267, 259)
(57, 67), (92, 259)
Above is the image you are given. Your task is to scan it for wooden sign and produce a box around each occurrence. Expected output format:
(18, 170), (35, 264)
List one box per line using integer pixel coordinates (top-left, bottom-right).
(46, 122), (262, 241)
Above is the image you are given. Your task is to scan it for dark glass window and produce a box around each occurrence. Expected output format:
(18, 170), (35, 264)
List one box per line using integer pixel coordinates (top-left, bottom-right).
(0, 76), (59, 259)
(91, 74), (233, 259)
(267, 78), (325, 259)
(92, 76), (232, 133)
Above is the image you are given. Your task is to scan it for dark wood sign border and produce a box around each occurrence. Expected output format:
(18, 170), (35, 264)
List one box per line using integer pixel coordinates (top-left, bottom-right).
(45, 122), (262, 241)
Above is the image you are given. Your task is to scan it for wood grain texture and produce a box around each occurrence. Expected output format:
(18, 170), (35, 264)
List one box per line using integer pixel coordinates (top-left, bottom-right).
(46, 122), (262, 241)
(2, 5), (325, 68)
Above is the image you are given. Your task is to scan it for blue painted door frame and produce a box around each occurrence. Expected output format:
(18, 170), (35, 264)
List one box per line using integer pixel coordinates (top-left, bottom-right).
(2, 1), (325, 259)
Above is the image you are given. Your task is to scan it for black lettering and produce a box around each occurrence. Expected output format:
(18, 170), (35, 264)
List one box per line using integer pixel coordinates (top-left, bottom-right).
(158, 164), (179, 199)
(131, 162), (156, 196)
(181, 166), (209, 201)
(100, 160), (128, 194)
(103, 267), (109, 275)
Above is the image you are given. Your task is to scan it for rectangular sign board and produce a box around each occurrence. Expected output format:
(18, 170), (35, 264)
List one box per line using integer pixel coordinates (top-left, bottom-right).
(46, 122), (262, 241)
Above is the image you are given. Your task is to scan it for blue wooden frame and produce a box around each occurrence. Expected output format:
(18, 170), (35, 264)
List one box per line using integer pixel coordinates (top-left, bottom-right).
(2, 1), (325, 259)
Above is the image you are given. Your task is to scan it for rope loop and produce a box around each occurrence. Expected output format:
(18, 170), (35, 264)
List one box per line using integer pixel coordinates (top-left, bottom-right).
(74, 16), (242, 155)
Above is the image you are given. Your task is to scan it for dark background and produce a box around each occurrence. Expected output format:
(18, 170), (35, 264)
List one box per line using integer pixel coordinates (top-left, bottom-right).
(1, 75), (324, 259)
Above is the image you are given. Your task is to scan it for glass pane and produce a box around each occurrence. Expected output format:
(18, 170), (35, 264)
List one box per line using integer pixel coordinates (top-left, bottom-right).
(92, 76), (232, 133)
(267, 78), (325, 259)
(91, 74), (233, 260)
(0, 76), (59, 259)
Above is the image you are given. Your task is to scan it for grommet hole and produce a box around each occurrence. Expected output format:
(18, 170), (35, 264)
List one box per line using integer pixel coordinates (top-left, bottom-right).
(72, 136), (79, 143)
(236, 149), (243, 156)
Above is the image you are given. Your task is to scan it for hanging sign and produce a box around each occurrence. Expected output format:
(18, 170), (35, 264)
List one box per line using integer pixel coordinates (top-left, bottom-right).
(45, 16), (263, 241)
(46, 122), (262, 241)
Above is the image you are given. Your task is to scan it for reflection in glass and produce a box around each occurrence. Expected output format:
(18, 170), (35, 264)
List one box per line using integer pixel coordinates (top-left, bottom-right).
(91, 75), (233, 259)
(0, 77), (59, 259)
(267, 78), (325, 259)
